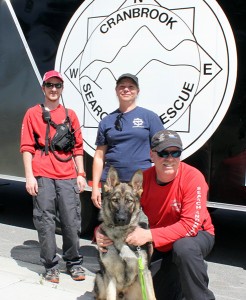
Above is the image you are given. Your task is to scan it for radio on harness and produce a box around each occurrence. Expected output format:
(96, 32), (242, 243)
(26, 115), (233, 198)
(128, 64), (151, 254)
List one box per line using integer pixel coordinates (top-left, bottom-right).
(35, 104), (75, 162)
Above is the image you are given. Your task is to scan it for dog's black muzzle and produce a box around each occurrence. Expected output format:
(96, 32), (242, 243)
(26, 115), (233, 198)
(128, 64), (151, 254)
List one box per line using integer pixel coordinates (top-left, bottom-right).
(114, 211), (131, 226)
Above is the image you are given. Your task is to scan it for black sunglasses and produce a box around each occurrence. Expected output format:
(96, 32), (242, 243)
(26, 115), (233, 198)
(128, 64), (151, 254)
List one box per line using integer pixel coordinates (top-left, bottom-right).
(115, 113), (124, 131)
(43, 82), (63, 89)
(155, 150), (182, 158)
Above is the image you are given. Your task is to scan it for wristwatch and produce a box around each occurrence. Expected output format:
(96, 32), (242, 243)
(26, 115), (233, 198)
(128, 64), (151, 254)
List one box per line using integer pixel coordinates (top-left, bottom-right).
(77, 171), (86, 178)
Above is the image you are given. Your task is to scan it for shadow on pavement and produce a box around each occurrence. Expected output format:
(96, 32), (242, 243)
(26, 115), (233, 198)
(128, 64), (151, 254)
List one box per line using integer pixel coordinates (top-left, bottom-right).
(79, 245), (100, 274)
(77, 292), (94, 300)
(10, 240), (99, 275)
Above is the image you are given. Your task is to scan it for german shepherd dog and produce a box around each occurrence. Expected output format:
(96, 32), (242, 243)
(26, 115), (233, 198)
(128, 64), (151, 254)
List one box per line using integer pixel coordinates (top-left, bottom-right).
(94, 167), (156, 300)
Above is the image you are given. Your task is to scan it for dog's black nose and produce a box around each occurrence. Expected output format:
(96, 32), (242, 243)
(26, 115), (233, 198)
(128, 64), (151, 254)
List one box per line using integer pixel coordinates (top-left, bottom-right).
(115, 215), (126, 225)
(114, 213), (129, 226)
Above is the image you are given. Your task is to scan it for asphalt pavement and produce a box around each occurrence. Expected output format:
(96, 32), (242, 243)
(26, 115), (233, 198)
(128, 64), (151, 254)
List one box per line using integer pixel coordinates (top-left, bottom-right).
(0, 180), (246, 299)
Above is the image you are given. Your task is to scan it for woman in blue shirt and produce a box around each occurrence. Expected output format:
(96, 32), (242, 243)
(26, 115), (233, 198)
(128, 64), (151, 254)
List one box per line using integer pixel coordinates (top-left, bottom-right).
(91, 73), (164, 208)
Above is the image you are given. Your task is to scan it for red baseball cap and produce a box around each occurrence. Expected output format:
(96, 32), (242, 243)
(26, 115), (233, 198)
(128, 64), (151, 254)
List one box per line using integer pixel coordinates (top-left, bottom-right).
(43, 70), (64, 82)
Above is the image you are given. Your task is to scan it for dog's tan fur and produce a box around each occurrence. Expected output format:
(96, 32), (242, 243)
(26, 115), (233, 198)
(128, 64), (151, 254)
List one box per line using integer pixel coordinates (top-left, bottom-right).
(93, 166), (156, 300)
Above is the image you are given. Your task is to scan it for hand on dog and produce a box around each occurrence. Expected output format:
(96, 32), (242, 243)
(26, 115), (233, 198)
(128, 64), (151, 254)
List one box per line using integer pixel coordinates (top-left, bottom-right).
(126, 227), (153, 246)
(96, 227), (113, 252)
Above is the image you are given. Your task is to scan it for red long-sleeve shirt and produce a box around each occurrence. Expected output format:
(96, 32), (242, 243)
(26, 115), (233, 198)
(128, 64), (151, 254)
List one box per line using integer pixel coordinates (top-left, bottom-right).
(141, 163), (215, 252)
(20, 104), (83, 179)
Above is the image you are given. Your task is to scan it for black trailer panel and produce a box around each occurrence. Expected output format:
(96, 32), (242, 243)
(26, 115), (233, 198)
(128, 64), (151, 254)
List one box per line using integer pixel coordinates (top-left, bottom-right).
(0, 0), (245, 211)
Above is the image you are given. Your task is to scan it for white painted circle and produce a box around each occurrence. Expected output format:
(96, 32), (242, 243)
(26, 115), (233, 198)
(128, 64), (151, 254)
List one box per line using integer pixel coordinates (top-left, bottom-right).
(55, 0), (237, 159)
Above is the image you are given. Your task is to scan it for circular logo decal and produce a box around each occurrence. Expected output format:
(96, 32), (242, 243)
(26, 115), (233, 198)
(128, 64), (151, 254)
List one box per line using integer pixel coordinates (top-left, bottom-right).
(55, 0), (237, 159)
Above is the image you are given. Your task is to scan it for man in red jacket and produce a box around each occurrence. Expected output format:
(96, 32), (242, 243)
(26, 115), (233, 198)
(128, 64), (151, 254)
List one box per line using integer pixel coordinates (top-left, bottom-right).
(96, 130), (215, 300)
(20, 70), (87, 284)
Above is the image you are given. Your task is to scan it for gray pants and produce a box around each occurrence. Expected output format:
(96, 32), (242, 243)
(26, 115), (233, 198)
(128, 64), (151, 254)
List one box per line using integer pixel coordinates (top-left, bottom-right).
(151, 231), (215, 300)
(33, 177), (82, 270)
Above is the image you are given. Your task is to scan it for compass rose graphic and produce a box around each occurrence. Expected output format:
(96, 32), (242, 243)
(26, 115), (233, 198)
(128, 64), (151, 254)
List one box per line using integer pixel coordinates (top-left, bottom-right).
(55, 0), (237, 159)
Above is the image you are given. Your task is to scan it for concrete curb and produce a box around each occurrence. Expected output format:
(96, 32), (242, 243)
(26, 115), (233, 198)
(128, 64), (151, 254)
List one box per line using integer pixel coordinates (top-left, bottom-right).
(0, 256), (95, 300)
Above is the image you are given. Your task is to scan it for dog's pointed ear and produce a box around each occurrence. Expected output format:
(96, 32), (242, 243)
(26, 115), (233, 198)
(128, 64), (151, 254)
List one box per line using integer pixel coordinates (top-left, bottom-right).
(104, 166), (120, 192)
(130, 170), (143, 197)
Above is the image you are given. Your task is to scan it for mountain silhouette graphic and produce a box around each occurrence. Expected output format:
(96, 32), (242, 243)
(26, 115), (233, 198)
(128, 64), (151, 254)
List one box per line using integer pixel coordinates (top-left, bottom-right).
(79, 25), (200, 85)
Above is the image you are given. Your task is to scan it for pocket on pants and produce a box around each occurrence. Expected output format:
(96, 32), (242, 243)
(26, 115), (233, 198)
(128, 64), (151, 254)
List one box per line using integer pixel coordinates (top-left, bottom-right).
(33, 200), (44, 233)
(73, 185), (80, 194)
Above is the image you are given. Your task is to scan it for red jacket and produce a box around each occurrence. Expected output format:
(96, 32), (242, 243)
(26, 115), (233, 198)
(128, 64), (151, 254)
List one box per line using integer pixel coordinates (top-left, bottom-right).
(141, 163), (215, 252)
(20, 104), (83, 179)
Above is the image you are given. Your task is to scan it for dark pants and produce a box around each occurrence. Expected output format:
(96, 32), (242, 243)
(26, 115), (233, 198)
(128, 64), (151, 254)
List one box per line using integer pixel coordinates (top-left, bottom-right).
(33, 177), (82, 270)
(151, 231), (215, 300)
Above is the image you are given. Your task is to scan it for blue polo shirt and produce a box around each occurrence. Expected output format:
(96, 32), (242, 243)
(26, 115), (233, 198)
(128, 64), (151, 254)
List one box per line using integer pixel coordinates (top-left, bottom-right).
(95, 106), (163, 182)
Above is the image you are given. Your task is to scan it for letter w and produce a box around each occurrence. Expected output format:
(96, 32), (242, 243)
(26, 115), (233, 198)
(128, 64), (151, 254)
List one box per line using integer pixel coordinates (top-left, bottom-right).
(69, 68), (79, 78)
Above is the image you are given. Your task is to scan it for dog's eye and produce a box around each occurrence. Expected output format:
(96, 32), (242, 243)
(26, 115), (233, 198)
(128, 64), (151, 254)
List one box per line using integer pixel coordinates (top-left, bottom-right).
(112, 198), (119, 203)
(126, 199), (133, 203)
